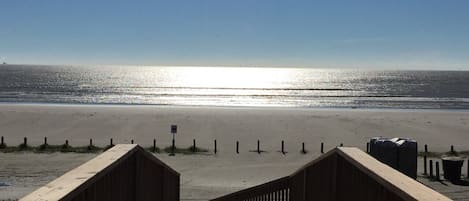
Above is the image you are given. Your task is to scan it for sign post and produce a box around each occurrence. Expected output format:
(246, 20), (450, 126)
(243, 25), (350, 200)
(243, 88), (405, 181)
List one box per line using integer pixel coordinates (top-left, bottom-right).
(170, 125), (177, 156)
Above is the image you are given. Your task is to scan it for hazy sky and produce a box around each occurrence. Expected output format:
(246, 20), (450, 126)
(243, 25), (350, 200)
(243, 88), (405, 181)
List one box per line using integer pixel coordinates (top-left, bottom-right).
(1, 1), (468, 69)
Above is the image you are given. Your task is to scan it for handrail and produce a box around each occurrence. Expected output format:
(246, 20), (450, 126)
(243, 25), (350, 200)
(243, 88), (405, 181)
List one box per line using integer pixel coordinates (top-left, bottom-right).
(20, 144), (180, 201)
(211, 147), (452, 201)
(211, 176), (290, 201)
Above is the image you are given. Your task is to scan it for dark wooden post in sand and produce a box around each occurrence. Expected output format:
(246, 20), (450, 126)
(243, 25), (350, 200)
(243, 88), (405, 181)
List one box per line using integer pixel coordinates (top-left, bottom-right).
(423, 155), (427, 175)
(257, 140), (260, 154)
(110, 138), (113, 146)
(425, 144), (428, 153)
(281, 140), (285, 154)
(65, 140), (69, 146)
(366, 142), (369, 153)
(429, 160), (434, 178)
(24, 137), (28, 147)
(131, 139), (134, 144)
(236, 141), (239, 154)
(302, 142), (306, 154)
(321, 142), (324, 154)
(0, 136), (4, 148)
(153, 139), (156, 152)
(214, 139), (217, 154)
(467, 159), (469, 179)
(435, 161), (440, 181)
(1, 136), (3, 146)
(450, 145), (454, 153)
(192, 139), (196, 152)
(44, 137), (48, 146)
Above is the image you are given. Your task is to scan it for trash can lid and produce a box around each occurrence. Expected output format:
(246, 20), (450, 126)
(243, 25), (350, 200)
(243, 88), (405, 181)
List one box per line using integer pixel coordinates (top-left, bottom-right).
(442, 156), (464, 161)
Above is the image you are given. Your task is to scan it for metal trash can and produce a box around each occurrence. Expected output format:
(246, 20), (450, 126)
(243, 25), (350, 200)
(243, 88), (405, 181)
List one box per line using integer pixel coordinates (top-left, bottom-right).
(442, 157), (464, 182)
(369, 137), (417, 179)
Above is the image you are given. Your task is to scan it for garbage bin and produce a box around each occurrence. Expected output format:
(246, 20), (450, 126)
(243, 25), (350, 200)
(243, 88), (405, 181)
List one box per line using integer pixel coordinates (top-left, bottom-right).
(442, 157), (464, 182)
(369, 137), (417, 179)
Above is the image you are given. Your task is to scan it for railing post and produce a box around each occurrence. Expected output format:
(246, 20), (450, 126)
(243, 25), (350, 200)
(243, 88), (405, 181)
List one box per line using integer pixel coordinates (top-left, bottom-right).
(65, 140), (69, 146)
(24, 137), (27, 147)
(236, 141), (239, 154)
(44, 137), (48, 146)
(153, 139), (156, 152)
(366, 142), (369, 153)
(302, 142), (306, 154)
(110, 138), (113, 146)
(425, 144), (428, 153)
(435, 161), (440, 181)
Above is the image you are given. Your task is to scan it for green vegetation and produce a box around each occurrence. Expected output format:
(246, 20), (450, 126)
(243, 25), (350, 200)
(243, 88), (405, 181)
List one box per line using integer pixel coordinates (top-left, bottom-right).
(163, 145), (209, 154)
(0, 143), (209, 155)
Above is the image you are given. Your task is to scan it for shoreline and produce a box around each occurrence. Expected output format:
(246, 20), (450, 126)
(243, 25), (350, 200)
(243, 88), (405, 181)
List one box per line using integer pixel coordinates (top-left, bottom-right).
(2, 101), (469, 112)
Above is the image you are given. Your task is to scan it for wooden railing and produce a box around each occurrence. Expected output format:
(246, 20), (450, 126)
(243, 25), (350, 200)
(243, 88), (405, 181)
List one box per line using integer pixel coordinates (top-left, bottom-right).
(211, 147), (451, 201)
(20, 144), (180, 201)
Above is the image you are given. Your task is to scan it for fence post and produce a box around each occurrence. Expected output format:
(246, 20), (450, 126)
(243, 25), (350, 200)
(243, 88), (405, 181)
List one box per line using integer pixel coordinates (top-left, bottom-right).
(302, 142), (306, 154)
(366, 142), (369, 153)
(65, 140), (69, 146)
(1, 136), (3, 145)
(214, 139), (217, 154)
(435, 161), (440, 181)
(281, 140), (285, 154)
(321, 142), (324, 154)
(44, 137), (48, 145)
(467, 159), (469, 179)
(257, 140), (260, 154)
(451, 145), (454, 153)
(0, 136), (4, 148)
(339, 143), (343, 147)
(193, 139), (196, 152)
(24, 137), (27, 147)
(236, 141), (239, 154)
(131, 139), (134, 144)
(153, 139), (156, 152)
(429, 160), (434, 178)
(110, 138), (113, 146)
(423, 155), (427, 175)
(425, 144), (428, 153)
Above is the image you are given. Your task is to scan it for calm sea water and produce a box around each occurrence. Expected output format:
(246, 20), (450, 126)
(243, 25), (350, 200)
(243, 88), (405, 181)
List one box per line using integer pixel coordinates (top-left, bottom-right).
(1, 65), (469, 109)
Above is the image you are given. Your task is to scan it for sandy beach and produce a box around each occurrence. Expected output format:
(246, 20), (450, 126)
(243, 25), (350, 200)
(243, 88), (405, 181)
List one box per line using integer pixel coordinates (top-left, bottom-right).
(1, 104), (469, 200)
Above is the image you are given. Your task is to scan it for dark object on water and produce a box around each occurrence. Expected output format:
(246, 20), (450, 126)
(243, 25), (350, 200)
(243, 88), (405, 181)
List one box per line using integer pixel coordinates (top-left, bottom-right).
(369, 137), (417, 179)
(442, 157), (464, 182)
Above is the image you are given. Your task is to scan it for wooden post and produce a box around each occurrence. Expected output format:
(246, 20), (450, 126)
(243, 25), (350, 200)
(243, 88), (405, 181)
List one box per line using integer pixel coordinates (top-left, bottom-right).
(429, 160), (434, 178)
(321, 142), (324, 154)
(423, 155), (427, 175)
(281, 140), (285, 154)
(153, 139), (156, 152)
(214, 139), (217, 154)
(236, 141), (239, 154)
(467, 159), (469, 179)
(89, 139), (93, 147)
(171, 138), (175, 155)
(302, 142), (306, 154)
(131, 139), (134, 144)
(65, 140), (69, 146)
(44, 137), (48, 145)
(366, 142), (369, 153)
(24, 137), (27, 147)
(1, 136), (3, 145)
(340, 143), (343, 147)
(435, 161), (440, 181)
(257, 140), (260, 154)
(451, 145), (454, 153)
(110, 138), (113, 146)
(193, 139), (196, 152)
(425, 144), (428, 153)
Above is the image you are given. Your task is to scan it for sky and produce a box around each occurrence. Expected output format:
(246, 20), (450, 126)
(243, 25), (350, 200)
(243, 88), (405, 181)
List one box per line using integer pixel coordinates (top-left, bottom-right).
(1, 1), (469, 70)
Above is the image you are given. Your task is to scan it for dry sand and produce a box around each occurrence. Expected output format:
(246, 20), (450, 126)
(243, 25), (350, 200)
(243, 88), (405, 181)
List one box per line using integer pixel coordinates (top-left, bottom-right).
(0, 104), (469, 200)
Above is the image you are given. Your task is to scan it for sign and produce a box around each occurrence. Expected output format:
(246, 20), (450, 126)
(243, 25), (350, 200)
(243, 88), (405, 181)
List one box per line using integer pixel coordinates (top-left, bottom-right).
(171, 125), (177, 134)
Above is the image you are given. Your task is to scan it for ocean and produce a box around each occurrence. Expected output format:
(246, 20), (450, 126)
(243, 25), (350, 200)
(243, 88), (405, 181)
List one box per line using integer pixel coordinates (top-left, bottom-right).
(1, 64), (469, 109)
